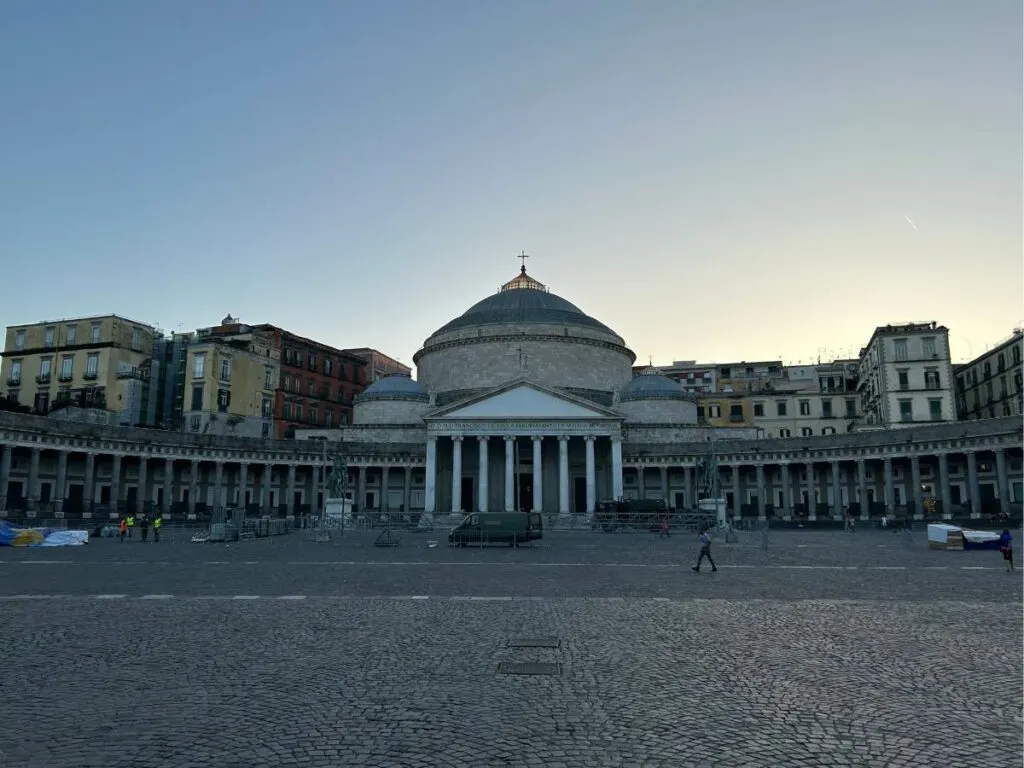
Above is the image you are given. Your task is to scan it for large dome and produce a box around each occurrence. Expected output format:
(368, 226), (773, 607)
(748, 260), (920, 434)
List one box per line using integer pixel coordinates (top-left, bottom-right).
(414, 265), (635, 401)
(433, 268), (618, 337)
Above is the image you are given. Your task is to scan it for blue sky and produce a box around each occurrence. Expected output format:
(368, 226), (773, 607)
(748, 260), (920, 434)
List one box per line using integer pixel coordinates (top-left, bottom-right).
(1, 0), (1020, 367)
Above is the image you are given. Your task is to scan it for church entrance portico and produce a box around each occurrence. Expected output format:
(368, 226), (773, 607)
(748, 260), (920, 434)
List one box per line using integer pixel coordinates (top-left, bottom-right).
(421, 381), (624, 518)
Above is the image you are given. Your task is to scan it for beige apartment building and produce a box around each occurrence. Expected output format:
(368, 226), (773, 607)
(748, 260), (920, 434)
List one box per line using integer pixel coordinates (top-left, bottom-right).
(1, 315), (157, 422)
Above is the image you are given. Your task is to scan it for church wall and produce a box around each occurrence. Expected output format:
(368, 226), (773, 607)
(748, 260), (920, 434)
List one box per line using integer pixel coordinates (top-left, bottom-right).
(341, 425), (427, 445)
(354, 399), (430, 425)
(623, 425), (761, 444)
(416, 337), (634, 395)
(619, 399), (699, 425)
(424, 321), (625, 349)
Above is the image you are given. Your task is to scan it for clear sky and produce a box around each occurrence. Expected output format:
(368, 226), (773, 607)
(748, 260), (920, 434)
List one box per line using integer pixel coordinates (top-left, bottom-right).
(1, 0), (1020, 368)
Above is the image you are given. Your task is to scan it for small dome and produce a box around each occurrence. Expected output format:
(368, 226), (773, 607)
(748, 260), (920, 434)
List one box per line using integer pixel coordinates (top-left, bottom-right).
(618, 368), (692, 402)
(355, 375), (429, 402)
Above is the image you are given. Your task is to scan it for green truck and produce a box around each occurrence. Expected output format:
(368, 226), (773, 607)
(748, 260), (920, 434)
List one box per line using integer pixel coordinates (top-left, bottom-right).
(448, 512), (544, 546)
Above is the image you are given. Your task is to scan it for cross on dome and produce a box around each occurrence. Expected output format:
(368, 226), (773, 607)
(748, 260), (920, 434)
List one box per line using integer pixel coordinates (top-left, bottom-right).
(499, 249), (549, 293)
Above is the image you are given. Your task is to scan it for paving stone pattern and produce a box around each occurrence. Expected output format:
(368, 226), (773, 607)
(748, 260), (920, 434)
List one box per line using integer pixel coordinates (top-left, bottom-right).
(1, 530), (1021, 767)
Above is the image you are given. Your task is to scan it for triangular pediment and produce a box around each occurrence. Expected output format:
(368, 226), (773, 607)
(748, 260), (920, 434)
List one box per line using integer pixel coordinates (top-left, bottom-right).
(429, 382), (619, 421)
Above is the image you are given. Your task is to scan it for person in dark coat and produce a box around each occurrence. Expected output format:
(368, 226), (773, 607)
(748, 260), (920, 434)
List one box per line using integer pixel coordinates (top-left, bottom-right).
(998, 529), (1013, 572)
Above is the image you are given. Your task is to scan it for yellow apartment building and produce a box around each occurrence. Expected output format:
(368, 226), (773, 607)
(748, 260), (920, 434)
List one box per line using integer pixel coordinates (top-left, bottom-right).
(182, 323), (280, 438)
(1, 315), (157, 420)
(697, 392), (755, 428)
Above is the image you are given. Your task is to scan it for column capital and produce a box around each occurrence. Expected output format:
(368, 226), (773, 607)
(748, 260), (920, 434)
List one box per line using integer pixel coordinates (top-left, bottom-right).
(477, 435), (489, 443)
(583, 435), (596, 443)
(557, 435), (570, 444)
(531, 435), (544, 443)
(504, 435), (515, 443)
(427, 435), (438, 444)
(452, 435), (464, 443)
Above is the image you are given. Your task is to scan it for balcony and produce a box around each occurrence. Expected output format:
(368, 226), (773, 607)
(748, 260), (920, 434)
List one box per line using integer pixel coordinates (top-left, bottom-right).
(35, 373), (51, 384)
(6, 375), (21, 386)
(728, 414), (745, 423)
(58, 373), (74, 383)
(83, 371), (98, 381)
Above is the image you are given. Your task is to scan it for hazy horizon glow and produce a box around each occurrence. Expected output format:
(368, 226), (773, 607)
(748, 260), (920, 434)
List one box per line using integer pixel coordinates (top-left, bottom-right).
(1, 0), (1021, 368)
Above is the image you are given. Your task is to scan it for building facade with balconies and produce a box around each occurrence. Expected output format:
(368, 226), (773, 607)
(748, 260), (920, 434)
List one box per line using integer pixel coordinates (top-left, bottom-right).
(636, 361), (717, 395)
(343, 347), (412, 382)
(955, 329), (1023, 421)
(1, 315), (158, 424)
(748, 360), (861, 438)
(857, 322), (956, 427)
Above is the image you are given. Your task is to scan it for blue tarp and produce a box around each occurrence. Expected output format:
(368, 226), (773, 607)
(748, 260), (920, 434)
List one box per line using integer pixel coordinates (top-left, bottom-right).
(0, 521), (86, 546)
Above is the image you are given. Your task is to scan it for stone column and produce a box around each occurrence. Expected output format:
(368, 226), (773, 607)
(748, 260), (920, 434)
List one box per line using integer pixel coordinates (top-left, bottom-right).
(531, 436), (543, 512)
(477, 437), (490, 513)
(161, 459), (173, 516)
(450, 436), (463, 515)
(910, 455), (922, 519)
(732, 465), (742, 519)
(804, 461), (815, 520)
(504, 436), (515, 512)
(995, 448), (1010, 519)
(558, 436), (570, 516)
(26, 447), (40, 512)
(188, 460), (198, 516)
(110, 454), (122, 515)
(83, 452), (95, 514)
(239, 463), (250, 511)
(261, 464), (272, 512)
(637, 465), (647, 500)
(424, 438), (437, 516)
(356, 465), (367, 515)
(856, 459), (868, 520)
(966, 452), (981, 519)
(53, 450), (68, 516)
(658, 465), (668, 504)
(611, 437), (623, 499)
(403, 466), (412, 513)
(136, 456), (148, 516)
(0, 445), (10, 511)
(585, 436), (596, 515)
(780, 463), (792, 519)
(381, 465), (390, 516)
(683, 465), (693, 509)
(883, 457), (894, 516)
(938, 453), (952, 520)
(756, 463), (766, 519)
(214, 461), (225, 517)
(831, 460), (842, 519)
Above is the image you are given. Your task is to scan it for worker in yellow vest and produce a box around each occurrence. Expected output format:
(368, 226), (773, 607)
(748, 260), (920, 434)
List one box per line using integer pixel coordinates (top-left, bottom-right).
(126, 514), (135, 538)
(153, 516), (162, 543)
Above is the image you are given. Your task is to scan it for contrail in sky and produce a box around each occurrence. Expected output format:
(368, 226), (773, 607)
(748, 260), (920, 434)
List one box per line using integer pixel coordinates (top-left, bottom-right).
(903, 215), (920, 232)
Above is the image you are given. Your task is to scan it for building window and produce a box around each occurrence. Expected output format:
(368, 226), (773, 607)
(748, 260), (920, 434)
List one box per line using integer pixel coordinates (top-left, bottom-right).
(7, 388), (19, 403)
(1014, 345), (1021, 364)
(66, 325), (77, 344)
(85, 353), (99, 378)
(898, 371), (909, 390)
(325, 410), (333, 427)
(193, 353), (206, 379)
(308, 353), (316, 371)
(59, 356), (73, 381)
(779, 428), (791, 438)
(983, 361), (991, 378)
(39, 358), (52, 379)
(324, 358), (333, 376)
(893, 338), (908, 361)
(729, 404), (743, 421)
(924, 370), (940, 390)
(753, 402), (764, 417)
(43, 327), (55, 347)
(821, 399), (833, 418)
(845, 398), (856, 417)
(308, 380), (315, 396)
(131, 327), (141, 351)
(799, 400), (810, 416)
(310, 406), (318, 424)
(821, 427), (836, 435)
(14, 330), (25, 350)
(899, 399), (913, 422)
(190, 415), (201, 432)
(697, 406), (705, 421)
(709, 405), (721, 418)
(283, 402), (291, 419)
(264, 367), (273, 390)
(261, 422), (270, 437)
(216, 388), (230, 413)
(776, 401), (787, 417)
(922, 337), (936, 358)
(295, 404), (303, 421)
(190, 385), (204, 411)
(801, 427), (812, 437)
(928, 399), (942, 421)
(262, 397), (272, 418)
(9, 360), (22, 383)
(219, 357), (231, 382)
(90, 323), (101, 343)
(997, 352), (1005, 371)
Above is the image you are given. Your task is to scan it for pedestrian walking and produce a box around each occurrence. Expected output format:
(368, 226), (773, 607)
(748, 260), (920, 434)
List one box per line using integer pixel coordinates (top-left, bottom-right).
(126, 514), (135, 539)
(118, 517), (127, 542)
(139, 514), (150, 542)
(153, 516), (162, 543)
(691, 527), (717, 573)
(659, 516), (670, 538)
(998, 529), (1014, 572)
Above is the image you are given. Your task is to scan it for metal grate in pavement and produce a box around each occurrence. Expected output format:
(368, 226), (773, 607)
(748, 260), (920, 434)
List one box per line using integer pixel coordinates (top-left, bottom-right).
(497, 662), (561, 676)
(507, 637), (560, 649)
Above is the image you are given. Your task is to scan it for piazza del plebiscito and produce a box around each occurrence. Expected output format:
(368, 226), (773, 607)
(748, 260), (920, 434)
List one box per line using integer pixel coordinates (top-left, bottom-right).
(0, 267), (1021, 525)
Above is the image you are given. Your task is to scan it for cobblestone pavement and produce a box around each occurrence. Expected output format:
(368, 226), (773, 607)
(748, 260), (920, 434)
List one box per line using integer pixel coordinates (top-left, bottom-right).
(1, 530), (1021, 767)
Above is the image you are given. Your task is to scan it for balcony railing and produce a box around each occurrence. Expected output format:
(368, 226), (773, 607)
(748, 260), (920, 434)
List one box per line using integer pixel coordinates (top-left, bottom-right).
(83, 371), (98, 381)
(35, 373), (51, 384)
(58, 373), (73, 382)
(6, 376), (21, 386)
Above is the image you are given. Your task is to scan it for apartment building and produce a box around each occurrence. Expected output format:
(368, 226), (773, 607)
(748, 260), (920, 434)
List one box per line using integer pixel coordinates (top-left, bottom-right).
(638, 361), (717, 395)
(1, 315), (158, 424)
(714, 360), (785, 393)
(955, 329), (1023, 420)
(343, 347), (411, 382)
(182, 319), (280, 438)
(697, 392), (754, 428)
(748, 360), (861, 438)
(857, 322), (956, 427)
(269, 327), (369, 437)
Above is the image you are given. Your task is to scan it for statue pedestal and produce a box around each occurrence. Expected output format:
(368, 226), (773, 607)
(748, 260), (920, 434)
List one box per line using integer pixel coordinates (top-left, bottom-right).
(325, 498), (352, 524)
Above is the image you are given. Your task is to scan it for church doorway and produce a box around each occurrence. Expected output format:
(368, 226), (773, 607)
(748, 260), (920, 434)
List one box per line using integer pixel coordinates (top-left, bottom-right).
(516, 474), (533, 512)
(573, 477), (586, 513)
(461, 477), (474, 513)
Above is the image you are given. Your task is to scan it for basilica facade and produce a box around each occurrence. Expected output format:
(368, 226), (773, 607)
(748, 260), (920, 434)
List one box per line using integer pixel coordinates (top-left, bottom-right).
(0, 268), (1021, 524)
